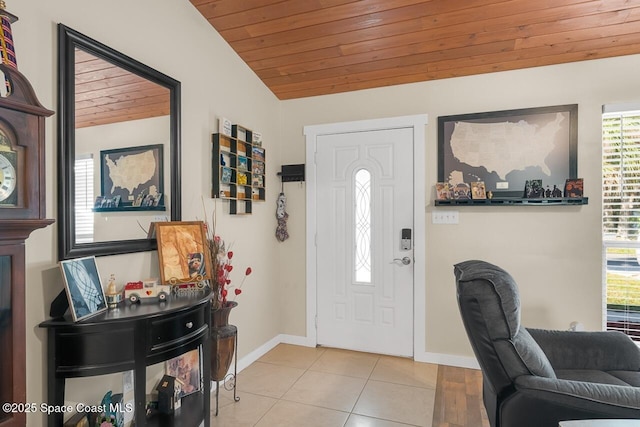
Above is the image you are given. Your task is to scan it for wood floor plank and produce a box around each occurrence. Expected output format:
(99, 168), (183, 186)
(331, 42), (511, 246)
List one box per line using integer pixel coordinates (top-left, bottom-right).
(433, 365), (490, 427)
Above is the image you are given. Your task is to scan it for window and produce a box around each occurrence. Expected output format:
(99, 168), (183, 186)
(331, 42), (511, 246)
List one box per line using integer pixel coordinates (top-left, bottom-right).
(354, 169), (371, 283)
(75, 154), (94, 244)
(602, 107), (640, 341)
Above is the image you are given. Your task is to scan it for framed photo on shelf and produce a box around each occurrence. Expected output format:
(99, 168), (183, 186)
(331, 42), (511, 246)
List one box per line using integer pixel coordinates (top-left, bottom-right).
(453, 182), (471, 199)
(252, 161), (265, 175)
(471, 181), (487, 199)
(564, 178), (584, 198)
(100, 144), (164, 207)
(221, 167), (232, 183)
(155, 221), (212, 285)
(252, 147), (265, 162)
(252, 175), (264, 187)
(523, 179), (544, 198)
(59, 256), (107, 322)
(165, 348), (201, 398)
(219, 117), (232, 137)
(238, 156), (248, 171)
(435, 182), (452, 200)
(438, 104), (578, 198)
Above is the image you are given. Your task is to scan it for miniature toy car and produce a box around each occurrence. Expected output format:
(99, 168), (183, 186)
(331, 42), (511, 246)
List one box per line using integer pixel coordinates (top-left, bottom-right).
(124, 279), (171, 304)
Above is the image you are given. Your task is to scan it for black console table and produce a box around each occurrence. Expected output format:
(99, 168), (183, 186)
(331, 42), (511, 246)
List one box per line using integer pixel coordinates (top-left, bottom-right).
(39, 291), (211, 427)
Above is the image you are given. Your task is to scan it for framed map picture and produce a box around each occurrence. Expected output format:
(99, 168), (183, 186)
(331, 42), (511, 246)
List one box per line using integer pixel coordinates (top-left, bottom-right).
(100, 144), (164, 209)
(438, 104), (577, 198)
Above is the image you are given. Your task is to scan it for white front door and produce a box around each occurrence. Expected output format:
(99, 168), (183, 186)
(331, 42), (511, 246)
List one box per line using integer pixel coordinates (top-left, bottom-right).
(315, 127), (414, 357)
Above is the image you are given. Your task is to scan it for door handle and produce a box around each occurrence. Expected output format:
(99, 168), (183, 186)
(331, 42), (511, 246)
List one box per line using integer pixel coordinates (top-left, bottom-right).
(392, 257), (411, 265)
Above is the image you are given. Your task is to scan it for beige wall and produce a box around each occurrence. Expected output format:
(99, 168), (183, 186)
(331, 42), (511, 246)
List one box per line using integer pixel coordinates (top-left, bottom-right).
(279, 54), (640, 358)
(14, 0), (281, 424)
(13, 0), (640, 423)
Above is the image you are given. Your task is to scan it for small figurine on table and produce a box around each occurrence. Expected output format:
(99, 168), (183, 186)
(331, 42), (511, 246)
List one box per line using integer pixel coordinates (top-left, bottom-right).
(105, 274), (122, 309)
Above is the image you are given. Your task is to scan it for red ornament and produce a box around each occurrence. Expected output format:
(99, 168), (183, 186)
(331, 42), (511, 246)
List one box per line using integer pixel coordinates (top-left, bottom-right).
(221, 289), (228, 297)
(234, 289), (242, 295)
(228, 251), (234, 259)
(245, 267), (252, 275)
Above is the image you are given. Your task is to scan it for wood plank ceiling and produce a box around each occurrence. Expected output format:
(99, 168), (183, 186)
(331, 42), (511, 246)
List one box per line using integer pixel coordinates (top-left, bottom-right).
(75, 48), (170, 128)
(191, 0), (640, 100)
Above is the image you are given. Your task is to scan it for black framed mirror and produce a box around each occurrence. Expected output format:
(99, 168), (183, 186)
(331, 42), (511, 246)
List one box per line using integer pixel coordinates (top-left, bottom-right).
(57, 24), (181, 260)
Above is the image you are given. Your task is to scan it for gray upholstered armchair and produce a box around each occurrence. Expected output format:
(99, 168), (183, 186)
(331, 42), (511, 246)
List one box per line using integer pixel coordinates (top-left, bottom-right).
(454, 260), (640, 427)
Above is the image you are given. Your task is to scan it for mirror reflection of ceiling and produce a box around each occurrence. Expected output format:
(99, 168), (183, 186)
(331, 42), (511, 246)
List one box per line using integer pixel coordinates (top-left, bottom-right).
(74, 48), (170, 128)
(191, 1), (640, 100)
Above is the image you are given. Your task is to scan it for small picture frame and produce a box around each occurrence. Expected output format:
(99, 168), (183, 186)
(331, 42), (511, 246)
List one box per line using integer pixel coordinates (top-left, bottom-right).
(253, 161), (265, 175)
(165, 348), (201, 399)
(155, 221), (212, 285)
(219, 117), (232, 137)
(252, 175), (263, 187)
(252, 147), (265, 162)
(221, 167), (232, 184)
(252, 131), (262, 146)
(453, 182), (471, 199)
(435, 183), (452, 200)
(564, 178), (584, 198)
(59, 256), (107, 322)
(471, 181), (487, 199)
(523, 179), (544, 198)
(238, 156), (248, 171)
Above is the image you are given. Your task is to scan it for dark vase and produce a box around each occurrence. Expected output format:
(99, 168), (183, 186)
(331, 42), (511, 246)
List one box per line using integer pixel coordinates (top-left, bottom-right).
(211, 300), (237, 381)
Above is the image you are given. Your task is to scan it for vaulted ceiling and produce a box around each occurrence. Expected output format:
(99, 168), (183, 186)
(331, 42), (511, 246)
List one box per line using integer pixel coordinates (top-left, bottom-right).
(190, 0), (640, 100)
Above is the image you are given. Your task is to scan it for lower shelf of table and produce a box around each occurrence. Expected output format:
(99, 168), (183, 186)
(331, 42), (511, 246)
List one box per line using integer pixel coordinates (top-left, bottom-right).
(146, 392), (205, 427)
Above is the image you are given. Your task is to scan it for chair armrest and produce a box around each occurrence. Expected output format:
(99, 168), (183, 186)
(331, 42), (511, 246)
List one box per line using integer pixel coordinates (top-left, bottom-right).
(515, 375), (640, 410)
(527, 328), (640, 371)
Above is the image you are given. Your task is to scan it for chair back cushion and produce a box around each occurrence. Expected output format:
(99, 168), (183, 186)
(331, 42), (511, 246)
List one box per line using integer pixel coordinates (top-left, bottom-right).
(454, 260), (556, 394)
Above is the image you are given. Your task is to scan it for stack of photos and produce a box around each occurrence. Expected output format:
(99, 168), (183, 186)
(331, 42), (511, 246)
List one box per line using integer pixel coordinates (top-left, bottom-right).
(435, 182), (452, 200)
(471, 181), (486, 199)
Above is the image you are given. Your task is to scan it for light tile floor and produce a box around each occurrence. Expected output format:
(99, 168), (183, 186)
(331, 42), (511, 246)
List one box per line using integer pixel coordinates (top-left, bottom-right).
(211, 344), (438, 427)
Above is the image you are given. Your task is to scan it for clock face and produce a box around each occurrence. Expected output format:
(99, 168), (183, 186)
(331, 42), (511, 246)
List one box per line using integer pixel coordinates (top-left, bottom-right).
(0, 153), (16, 203)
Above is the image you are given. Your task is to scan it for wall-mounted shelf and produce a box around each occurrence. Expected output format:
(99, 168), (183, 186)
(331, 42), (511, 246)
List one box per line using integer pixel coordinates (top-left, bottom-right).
(212, 124), (266, 215)
(435, 197), (589, 206)
(93, 205), (166, 212)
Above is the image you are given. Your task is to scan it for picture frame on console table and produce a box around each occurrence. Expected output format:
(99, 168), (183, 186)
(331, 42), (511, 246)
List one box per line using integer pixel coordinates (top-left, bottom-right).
(59, 256), (107, 322)
(438, 104), (578, 198)
(155, 221), (213, 285)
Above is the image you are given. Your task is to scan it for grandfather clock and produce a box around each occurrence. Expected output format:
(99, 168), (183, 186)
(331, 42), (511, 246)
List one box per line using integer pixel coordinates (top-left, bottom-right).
(0, 61), (54, 427)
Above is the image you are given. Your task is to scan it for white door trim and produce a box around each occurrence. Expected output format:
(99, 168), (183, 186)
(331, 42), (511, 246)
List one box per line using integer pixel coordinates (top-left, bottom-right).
(304, 114), (428, 360)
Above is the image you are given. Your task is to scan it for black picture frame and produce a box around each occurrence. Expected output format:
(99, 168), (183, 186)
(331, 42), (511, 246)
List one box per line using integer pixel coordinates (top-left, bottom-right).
(438, 104), (578, 198)
(99, 144), (164, 211)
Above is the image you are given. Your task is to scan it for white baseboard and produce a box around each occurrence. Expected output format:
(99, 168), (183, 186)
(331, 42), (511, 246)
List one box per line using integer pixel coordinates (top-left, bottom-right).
(231, 334), (480, 374)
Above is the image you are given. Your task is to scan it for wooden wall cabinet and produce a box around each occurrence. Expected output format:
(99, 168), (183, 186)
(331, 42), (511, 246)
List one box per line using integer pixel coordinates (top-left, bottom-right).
(211, 124), (266, 215)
